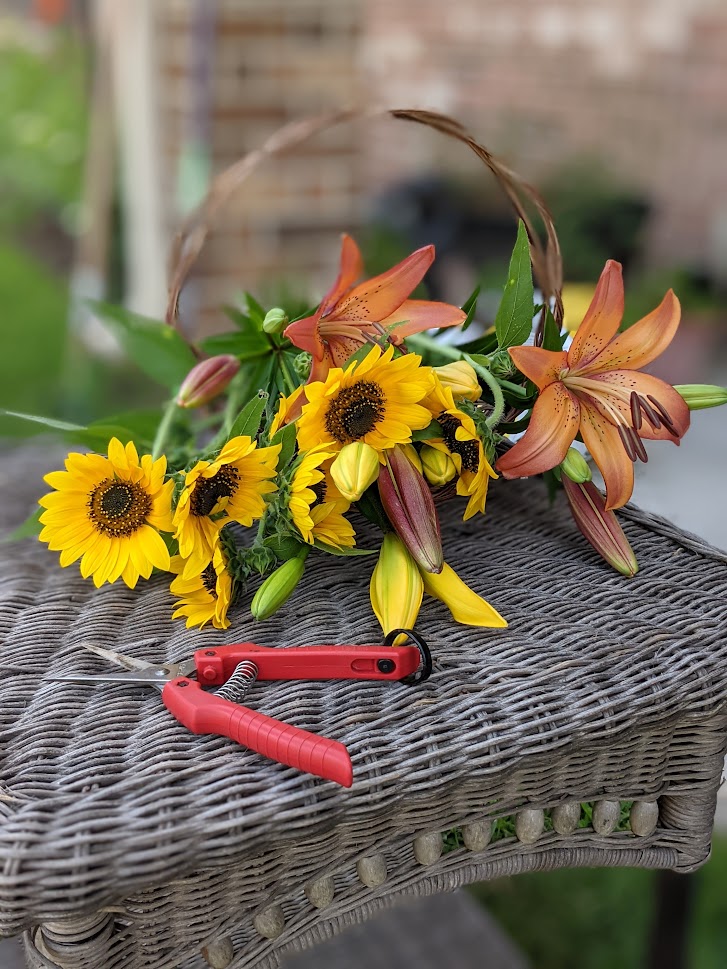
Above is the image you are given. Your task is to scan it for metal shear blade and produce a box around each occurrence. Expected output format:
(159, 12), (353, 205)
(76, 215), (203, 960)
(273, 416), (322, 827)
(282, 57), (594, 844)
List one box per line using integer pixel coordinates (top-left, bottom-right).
(52, 644), (196, 692)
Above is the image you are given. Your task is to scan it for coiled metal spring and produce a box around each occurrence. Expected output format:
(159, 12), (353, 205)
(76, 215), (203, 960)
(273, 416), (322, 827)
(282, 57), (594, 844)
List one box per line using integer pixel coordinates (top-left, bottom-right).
(215, 660), (259, 703)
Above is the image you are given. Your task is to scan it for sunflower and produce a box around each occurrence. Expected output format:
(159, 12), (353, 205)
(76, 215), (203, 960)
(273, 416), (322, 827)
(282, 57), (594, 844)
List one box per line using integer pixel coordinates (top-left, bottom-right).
(289, 446), (356, 550)
(170, 545), (234, 629)
(173, 435), (281, 578)
(296, 344), (435, 457)
(38, 438), (174, 589)
(425, 379), (497, 521)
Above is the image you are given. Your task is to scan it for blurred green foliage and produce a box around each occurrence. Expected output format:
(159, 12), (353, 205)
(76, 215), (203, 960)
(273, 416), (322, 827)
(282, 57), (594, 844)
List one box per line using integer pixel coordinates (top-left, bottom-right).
(0, 32), (86, 232)
(0, 243), (68, 428)
(472, 834), (727, 969)
(0, 28), (87, 434)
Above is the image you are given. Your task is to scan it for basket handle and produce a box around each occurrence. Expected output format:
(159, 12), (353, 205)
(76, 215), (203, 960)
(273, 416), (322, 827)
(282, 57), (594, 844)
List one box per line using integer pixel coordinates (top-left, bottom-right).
(166, 106), (563, 342)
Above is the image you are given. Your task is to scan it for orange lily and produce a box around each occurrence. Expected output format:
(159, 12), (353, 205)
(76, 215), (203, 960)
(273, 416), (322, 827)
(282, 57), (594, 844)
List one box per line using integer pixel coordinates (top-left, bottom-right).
(496, 260), (690, 510)
(284, 234), (466, 385)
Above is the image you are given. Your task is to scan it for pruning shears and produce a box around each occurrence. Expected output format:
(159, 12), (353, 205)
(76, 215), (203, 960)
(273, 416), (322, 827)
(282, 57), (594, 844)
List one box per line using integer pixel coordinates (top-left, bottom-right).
(52, 630), (431, 788)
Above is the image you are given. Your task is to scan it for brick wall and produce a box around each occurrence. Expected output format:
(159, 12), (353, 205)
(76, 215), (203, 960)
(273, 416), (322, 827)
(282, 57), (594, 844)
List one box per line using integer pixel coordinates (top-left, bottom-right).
(151, 0), (727, 329)
(361, 0), (727, 275)
(155, 0), (362, 332)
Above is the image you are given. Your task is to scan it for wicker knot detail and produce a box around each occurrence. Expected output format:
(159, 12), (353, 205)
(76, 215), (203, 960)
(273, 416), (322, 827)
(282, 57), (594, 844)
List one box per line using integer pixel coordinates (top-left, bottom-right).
(357, 854), (387, 888)
(515, 809), (545, 844)
(592, 800), (621, 835)
(552, 801), (582, 835)
(413, 831), (444, 866)
(630, 800), (660, 837)
(253, 905), (285, 940)
(305, 875), (335, 909)
(462, 821), (492, 851)
(201, 936), (235, 969)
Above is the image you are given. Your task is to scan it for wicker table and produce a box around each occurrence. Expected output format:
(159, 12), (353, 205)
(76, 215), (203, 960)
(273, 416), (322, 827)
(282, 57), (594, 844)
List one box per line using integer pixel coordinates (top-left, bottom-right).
(1, 446), (727, 969)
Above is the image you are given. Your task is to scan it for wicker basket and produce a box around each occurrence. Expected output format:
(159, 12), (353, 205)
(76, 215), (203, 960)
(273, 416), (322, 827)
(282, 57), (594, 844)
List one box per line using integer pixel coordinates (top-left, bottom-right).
(1, 444), (726, 969)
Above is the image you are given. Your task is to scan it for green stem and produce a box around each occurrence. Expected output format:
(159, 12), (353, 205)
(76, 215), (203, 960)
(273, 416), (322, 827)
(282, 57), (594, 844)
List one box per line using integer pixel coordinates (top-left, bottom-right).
(278, 352), (298, 396)
(406, 334), (465, 361)
(464, 353), (506, 429)
(496, 378), (530, 398)
(152, 398), (179, 459)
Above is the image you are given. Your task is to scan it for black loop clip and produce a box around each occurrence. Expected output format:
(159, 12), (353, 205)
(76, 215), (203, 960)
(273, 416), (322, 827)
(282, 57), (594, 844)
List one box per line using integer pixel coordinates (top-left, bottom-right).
(383, 628), (432, 684)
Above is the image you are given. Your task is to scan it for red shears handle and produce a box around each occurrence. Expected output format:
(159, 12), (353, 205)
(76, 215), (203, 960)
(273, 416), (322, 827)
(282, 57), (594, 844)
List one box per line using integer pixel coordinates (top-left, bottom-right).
(192, 643), (422, 685)
(162, 677), (353, 787)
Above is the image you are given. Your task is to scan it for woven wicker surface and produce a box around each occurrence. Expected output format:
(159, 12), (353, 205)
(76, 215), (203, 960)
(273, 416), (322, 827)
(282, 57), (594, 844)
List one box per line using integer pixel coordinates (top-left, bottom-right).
(2, 444), (727, 968)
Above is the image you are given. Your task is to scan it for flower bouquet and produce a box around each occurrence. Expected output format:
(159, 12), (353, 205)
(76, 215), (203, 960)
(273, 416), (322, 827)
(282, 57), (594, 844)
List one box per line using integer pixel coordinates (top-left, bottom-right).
(14, 109), (727, 638)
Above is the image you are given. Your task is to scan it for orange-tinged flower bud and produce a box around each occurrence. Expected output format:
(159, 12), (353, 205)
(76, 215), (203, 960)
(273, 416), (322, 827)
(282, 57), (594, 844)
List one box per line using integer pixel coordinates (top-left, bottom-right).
(420, 444), (457, 487)
(400, 443), (423, 473)
(176, 355), (240, 408)
(433, 361), (481, 401)
(562, 477), (638, 577)
(370, 533), (423, 644)
(421, 563), (507, 627)
(330, 442), (380, 502)
(378, 446), (443, 573)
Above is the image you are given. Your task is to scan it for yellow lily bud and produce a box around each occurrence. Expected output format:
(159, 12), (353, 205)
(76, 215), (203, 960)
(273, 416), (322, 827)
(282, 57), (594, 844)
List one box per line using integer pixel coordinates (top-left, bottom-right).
(420, 445), (457, 487)
(433, 361), (481, 401)
(674, 384), (727, 411)
(330, 442), (380, 502)
(560, 447), (592, 484)
(421, 563), (507, 628)
(370, 533), (423, 644)
(251, 553), (307, 620)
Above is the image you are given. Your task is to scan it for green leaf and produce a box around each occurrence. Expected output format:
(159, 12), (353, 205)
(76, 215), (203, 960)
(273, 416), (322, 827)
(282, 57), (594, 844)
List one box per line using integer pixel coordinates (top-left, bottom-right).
(412, 421), (443, 442)
(3, 508), (42, 543)
(199, 330), (270, 360)
(0, 409), (87, 435)
(343, 343), (376, 369)
(264, 534), (306, 561)
(467, 353), (490, 370)
(497, 416), (531, 433)
(455, 330), (499, 357)
(270, 421), (297, 469)
(541, 307), (564, 352)
(312, 541), (375, 556)
(86, 410), (161, 449)
(228, 392), (268, 440)
(460, 284), (481, 333)
(0, 408), (165, 451)
(89, 301), (197, 390)
(287, 304), (318, 324)
(244, 292), (267, 326)
(223, 306), (253, 331)
(494, 221), (535, 349)
(355, 486), (389, 531)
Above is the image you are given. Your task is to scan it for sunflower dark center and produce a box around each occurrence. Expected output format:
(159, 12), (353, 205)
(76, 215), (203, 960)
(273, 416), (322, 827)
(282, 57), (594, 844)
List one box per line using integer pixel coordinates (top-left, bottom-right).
(310, 479), (327, 508)
(325, 380), (386, 444)
(190, 465), (241, 517)
(437, 413), (480, 473)
(201, 564), (218, 597)
(87, 478), (151, 537)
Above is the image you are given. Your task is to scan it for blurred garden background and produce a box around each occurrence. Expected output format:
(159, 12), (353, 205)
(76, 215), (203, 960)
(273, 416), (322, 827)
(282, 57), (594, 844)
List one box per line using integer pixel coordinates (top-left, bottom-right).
(1, 1), (727, 966)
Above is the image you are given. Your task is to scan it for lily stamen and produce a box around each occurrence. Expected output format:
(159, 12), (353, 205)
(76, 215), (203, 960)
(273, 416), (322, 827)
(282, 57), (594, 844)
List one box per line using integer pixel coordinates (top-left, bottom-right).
(629, 391), (643, 431)
(646, 394), (679, 435)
